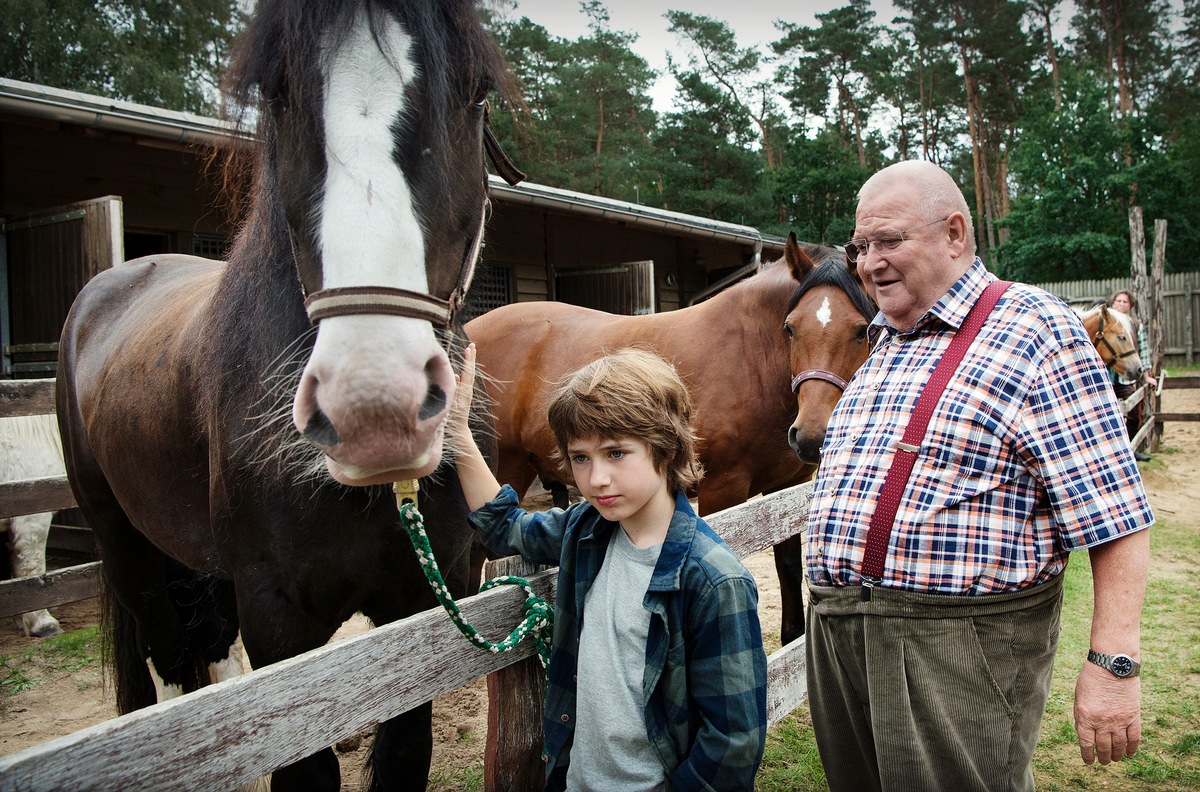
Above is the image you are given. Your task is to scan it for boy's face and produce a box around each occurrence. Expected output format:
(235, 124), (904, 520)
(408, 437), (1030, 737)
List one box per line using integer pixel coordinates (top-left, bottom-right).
(567, 435), (671, 532)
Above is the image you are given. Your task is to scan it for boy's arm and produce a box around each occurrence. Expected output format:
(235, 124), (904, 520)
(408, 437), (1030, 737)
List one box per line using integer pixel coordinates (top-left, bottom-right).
(449, 343), (503, 511)
(669, 575), (768, 792)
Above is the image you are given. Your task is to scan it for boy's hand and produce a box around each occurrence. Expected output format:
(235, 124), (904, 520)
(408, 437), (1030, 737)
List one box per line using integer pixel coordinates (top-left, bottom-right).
(447, 342), (478, 446)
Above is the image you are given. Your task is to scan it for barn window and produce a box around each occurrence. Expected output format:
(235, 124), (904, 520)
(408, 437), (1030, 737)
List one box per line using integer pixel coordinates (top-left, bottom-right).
(460, 262), (514, 323)
(192, 234), (228, 260)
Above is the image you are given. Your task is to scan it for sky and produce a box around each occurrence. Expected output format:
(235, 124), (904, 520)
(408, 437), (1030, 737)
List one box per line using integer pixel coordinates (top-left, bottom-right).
(505, 0), (900, 111)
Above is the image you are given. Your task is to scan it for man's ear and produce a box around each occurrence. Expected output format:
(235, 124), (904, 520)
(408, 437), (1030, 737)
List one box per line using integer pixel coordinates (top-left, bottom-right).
(946, 212), (969, 258)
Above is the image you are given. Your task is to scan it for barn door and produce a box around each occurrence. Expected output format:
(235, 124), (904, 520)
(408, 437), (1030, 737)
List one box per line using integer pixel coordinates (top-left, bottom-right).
(1, 196), (123, 376)
(554, 260), (656, 315)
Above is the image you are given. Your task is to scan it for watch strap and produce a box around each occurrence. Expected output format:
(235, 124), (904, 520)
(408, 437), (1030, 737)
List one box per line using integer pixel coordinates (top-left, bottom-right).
(1087, 649), (1141, 677)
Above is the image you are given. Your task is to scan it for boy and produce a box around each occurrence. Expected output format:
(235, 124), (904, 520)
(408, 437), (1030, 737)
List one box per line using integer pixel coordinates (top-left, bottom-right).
(449, 345), (767, 792)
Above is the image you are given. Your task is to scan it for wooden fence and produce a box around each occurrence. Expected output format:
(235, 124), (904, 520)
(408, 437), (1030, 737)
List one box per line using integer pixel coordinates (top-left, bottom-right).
(1034, 271), (1200, 368)
(0, 378), (810, 790)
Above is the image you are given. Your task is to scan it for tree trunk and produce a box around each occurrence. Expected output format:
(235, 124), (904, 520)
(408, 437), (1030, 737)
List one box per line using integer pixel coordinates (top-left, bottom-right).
(1040, 6), (1063, 111)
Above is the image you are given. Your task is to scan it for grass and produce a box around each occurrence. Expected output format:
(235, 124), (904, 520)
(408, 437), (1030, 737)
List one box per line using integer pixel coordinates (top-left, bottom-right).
(0, 625), (100, 713)
(756, 515), (1200, 791)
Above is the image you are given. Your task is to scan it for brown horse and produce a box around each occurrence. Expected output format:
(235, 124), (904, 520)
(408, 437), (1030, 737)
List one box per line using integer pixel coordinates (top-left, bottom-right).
(465, 233), (876, 644)
(55, 2), (513, 789)
(1076, 304), (1143, 379)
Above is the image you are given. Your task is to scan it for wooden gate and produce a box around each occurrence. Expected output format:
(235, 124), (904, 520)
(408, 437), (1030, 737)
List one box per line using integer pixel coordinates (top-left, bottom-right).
(2, 196), (123, 376)
(554, 260), (656, 315)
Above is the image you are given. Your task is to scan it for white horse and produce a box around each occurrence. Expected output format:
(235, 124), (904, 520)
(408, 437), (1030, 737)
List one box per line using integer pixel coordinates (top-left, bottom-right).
(0, 413), (65, 637)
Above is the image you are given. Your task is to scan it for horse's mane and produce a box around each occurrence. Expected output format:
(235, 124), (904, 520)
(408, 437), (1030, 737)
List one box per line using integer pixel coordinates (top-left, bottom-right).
(785, 252), (877, 321)
(1076, 304), (1134, 334)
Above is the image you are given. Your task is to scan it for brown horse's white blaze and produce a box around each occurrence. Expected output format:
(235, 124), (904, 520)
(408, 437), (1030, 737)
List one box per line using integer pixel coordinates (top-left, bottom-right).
(782, 236), (872, 465)
(292, 7), (456, 485)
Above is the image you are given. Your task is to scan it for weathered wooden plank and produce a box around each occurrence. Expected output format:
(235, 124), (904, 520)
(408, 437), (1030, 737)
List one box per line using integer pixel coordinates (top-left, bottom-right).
(0, 476), (76, 518)
(1163, 376), (1200, 390)
(0, 562), (101, 617)
(706, 482), (813, 557)
(0, 567), (559, 791)
(0, 378), (55, 419)
(1154, 413), (1200, 422)
(46, 524), (96, 558)
(766, 637), (808, 727)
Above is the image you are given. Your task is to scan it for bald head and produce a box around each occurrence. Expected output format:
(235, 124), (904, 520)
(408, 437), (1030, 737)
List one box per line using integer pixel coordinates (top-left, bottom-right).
(860, 161), (975, 259)
(851, 160), (978, 331)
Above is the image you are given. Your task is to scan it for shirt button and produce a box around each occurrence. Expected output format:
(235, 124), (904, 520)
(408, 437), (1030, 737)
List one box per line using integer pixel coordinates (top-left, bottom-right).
(560, 713), (570, 723)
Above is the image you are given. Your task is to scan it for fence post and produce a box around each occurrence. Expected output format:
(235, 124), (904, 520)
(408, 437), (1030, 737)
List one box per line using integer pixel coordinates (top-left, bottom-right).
(1150, 219), (1168, 450)
(1129, 207), (1149, 451)
(483, 555), (547, 792)
(1188, 280), (1195, 368)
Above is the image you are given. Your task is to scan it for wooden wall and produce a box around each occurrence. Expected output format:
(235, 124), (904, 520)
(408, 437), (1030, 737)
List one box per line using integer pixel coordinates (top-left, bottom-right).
(485, 200), (769, 313)
(0, 113), (233, 251)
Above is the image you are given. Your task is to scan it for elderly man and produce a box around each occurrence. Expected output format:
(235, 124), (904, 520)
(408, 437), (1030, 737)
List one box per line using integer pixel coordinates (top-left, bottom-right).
(804, 160), (1152, 792)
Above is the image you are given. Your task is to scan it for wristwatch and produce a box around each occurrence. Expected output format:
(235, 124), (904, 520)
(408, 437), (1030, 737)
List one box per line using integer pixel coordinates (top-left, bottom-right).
(1087, 649), (1141, 678)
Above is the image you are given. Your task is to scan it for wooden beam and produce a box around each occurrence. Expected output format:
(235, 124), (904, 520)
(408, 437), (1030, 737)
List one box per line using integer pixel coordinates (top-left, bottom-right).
(0, 378), (55, 419)
(0, 562), (100, 618)
(0, 476), (76, 518)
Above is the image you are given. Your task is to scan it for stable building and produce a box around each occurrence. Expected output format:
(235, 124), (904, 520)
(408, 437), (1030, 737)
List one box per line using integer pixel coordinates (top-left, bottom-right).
(0, 78), (784, 376)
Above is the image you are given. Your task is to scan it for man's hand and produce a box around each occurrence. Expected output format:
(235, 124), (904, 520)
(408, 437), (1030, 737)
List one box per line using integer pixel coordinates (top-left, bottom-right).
(1074, 660), (1141, 765)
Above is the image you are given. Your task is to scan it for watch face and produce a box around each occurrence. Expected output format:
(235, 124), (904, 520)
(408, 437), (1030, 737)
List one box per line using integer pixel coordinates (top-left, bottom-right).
(1112, 655), (1134, 677)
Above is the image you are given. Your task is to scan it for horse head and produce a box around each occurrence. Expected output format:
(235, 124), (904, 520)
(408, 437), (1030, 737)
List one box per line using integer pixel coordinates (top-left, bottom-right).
(781, 233), (877, 464)
(223, 0), (515, 486)
(1080, 304), (1143, 381)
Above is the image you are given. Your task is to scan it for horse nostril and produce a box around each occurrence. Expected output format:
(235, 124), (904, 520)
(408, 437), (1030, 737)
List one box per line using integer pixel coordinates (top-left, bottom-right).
(418, 382), (447, 421)
(302, 406), (342, 447)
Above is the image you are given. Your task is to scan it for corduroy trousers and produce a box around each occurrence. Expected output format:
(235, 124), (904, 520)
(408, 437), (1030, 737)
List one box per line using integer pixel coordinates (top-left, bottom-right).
(805, 575), (1064, 792)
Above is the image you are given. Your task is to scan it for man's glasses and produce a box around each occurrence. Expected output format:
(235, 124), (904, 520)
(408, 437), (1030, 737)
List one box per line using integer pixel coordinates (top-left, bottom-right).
(844, 216), (950, 264)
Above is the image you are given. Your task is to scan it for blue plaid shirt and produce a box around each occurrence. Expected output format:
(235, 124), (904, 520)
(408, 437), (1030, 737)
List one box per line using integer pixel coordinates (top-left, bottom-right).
(470, 486), (767, 791)
(807, 258), (1154, 594)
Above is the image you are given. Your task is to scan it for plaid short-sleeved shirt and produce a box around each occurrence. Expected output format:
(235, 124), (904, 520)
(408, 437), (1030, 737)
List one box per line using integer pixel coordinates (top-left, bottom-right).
(806, 258), (1153, 594)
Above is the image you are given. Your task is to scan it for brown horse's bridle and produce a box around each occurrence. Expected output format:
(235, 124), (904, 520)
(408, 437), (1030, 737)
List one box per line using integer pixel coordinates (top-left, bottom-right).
(303, 114), (525, 329)
(1092, 311), (1138, 370)
(791, 369), (849, 394)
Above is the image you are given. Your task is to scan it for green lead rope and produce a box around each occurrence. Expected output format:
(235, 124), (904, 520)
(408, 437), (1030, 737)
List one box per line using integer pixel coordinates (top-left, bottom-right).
(397, 501), (554, 673)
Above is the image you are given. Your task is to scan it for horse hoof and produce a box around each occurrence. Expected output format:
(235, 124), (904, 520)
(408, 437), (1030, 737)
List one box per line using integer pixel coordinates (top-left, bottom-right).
(25, 613), (64, 638)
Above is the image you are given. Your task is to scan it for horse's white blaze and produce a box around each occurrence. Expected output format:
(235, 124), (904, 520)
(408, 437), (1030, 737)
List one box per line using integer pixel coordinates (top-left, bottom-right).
(295, 6), (456, 483)
(147, 658), (185, 702)
(320, 6), (424, 295)
(815, 295), (832, 328)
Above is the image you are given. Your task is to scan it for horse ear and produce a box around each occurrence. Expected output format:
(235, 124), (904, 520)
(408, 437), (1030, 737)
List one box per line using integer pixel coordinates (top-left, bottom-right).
(784, 232), (815, 283)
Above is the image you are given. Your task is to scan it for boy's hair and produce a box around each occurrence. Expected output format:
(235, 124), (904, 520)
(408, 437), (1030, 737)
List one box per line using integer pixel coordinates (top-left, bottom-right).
(546, 348), (704, 494)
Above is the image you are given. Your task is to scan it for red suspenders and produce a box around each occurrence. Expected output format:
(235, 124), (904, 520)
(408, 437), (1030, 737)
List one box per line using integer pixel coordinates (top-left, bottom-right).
(858, 280), (1014, 600)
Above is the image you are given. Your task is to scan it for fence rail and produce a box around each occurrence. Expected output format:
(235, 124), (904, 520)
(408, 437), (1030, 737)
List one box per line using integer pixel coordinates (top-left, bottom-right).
(0, 378), (810, 790)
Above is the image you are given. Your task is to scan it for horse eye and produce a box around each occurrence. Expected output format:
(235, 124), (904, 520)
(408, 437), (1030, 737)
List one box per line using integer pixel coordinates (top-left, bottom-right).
(855, 325), (869, 341)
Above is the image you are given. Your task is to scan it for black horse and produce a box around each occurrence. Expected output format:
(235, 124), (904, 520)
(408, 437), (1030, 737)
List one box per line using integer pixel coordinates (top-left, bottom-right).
(55, 1), (515, 788)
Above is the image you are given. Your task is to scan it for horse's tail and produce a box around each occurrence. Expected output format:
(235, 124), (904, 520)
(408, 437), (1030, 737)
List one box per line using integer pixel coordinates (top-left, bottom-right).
(100, 569), (158, 714)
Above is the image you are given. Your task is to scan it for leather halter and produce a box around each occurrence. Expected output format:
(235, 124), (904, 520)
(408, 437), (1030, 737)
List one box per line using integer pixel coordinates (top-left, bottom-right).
(303, 111), (526, 328)
(1092, 311), (1138, 369)
(791, 369), (849, 394)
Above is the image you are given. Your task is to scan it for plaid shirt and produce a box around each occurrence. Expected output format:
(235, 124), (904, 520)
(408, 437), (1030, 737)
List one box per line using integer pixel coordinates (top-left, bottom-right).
(470, 486), (767, 791)
(807, 258), (1153, 594)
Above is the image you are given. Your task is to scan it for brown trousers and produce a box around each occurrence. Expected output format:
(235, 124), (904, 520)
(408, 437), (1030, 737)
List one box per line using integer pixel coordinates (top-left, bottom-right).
(805, 576), (1064, 792)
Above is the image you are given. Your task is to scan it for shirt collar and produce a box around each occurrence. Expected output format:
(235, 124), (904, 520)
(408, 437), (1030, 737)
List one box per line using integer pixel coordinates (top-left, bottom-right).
(868, 257), (993, 343)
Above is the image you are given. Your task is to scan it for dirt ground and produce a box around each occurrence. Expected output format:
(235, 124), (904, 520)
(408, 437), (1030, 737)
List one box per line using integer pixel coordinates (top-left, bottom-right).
(0, 386), (1192, 789)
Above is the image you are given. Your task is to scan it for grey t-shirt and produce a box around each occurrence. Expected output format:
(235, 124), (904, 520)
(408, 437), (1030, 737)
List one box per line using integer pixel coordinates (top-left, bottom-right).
(566, 527), (667, 792)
